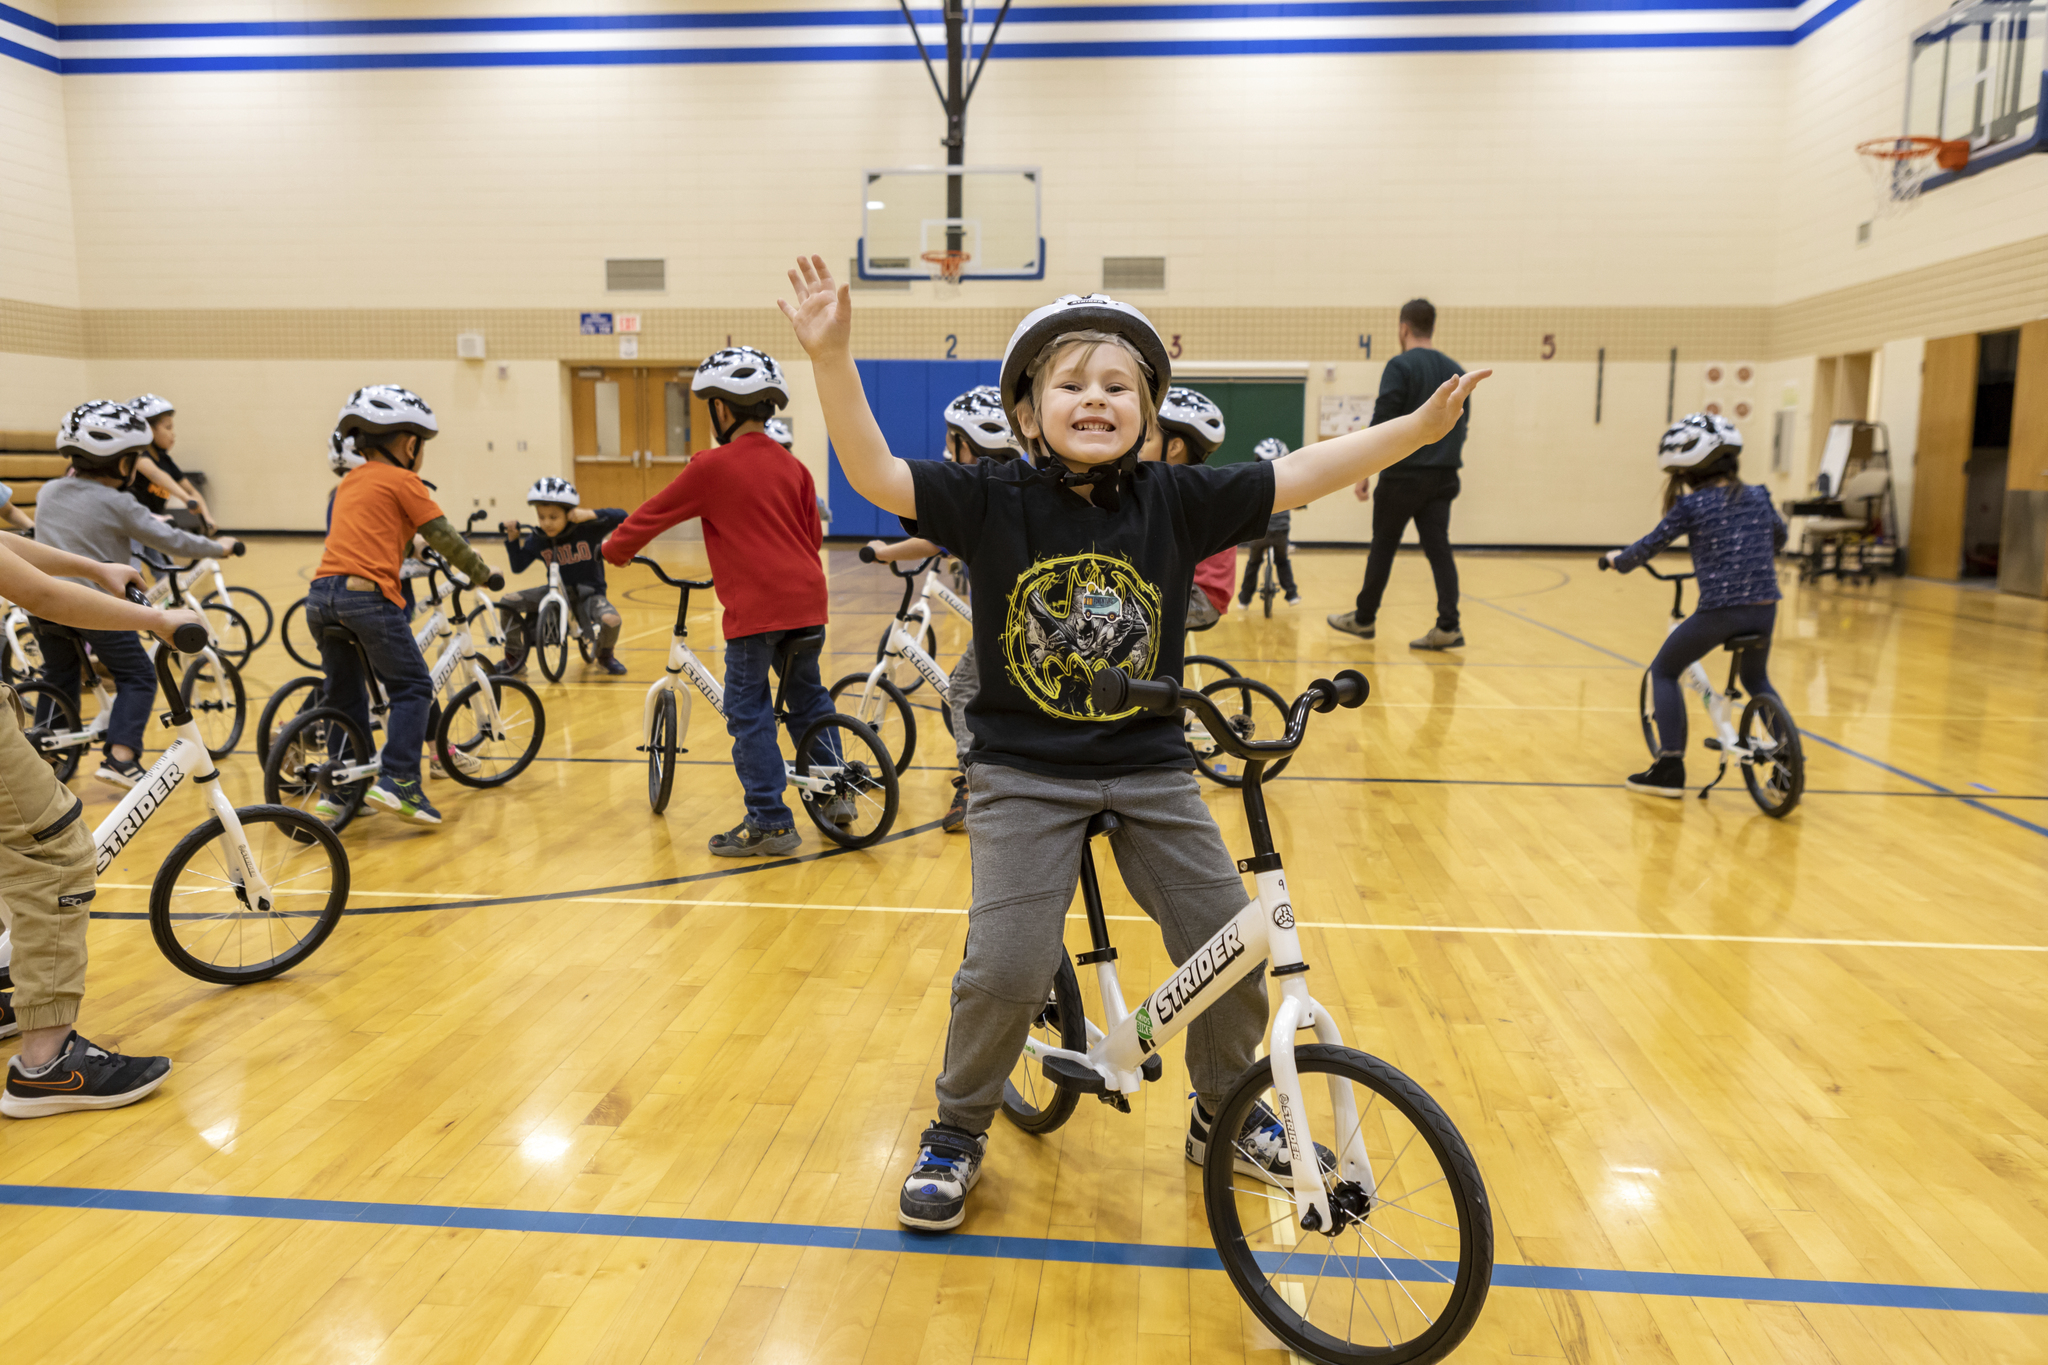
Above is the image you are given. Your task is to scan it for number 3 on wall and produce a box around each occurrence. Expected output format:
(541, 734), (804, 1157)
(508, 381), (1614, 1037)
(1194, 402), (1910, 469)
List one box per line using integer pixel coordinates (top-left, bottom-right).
(944, 334), (958, 359)
(1541, 333), (1557, 360)
(1169, 334), (1183, 360)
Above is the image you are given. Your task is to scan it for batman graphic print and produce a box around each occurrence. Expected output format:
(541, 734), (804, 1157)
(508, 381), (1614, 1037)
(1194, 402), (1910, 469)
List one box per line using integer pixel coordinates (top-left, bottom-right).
(903, 455), (1274, 778)
(1003, 552), (1163, 721)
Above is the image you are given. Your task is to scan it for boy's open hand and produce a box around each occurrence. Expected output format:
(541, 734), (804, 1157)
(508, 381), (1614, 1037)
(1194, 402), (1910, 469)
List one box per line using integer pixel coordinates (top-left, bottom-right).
(1413, 370), (1492, 445)
(777, 255), (852, 361)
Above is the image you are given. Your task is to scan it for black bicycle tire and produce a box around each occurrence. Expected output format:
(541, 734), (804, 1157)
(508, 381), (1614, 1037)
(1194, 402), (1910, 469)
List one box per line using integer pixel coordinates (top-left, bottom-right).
(179, 652), (247, 758)
(793, 712), (899, 849)
(1192, 676), (1295, 787)
(201, 603), (256, 672)
(1185, 653), (1241, 682)
(537, 600), (569, 682)
(1204, 1045), (1494, 1365)
(14, 682), (83, 783)
(648, 688), (677, 814)
(263, 706), (374, 834)
(205, 586), (274, 652)
(828, 672), (917, 776)
(999, 952), (1085, 1135)
(1739, 693), (1804, 818)
(433, 676), (546, 788)
(1638, 668), (1659, 760)
(281, 597), (322, 670)
(876, 621), (940, 696)
(256, 676), (325, 768)
(149, 804), (350, 985)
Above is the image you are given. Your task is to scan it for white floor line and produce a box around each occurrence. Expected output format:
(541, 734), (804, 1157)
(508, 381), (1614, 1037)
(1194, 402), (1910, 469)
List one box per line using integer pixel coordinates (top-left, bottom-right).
(97, 884), (2046, 953)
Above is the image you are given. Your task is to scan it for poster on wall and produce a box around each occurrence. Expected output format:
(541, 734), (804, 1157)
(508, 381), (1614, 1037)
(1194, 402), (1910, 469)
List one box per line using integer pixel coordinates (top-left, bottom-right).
(1318, 395), (1374, 437)
(580, 312), (614, 335)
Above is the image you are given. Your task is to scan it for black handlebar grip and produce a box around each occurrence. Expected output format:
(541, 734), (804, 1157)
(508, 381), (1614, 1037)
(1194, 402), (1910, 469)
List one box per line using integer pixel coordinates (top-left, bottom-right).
(230, 540), (247, 556)
(858, 545), (878, 563)
(125, 586), (149, 606)
(1091, 667), (1180, 716)
(1330, 668), (1369, 709)
(485, 572), (505, 591)
(170, 620), (211, 654)
(1596, 555), (1610, 571)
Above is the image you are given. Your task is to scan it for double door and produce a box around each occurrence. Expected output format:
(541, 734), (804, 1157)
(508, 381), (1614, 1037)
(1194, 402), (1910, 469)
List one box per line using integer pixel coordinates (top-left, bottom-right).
(569, 365), (714, 511)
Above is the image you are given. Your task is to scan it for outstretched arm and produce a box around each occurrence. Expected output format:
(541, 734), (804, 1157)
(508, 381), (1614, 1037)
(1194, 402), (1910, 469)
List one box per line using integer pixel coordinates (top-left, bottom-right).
(865, 537), (941, 563)
(778, 256), (916, 518)
(1269, 370), (1489, 510)
(0, 537), (195, 645)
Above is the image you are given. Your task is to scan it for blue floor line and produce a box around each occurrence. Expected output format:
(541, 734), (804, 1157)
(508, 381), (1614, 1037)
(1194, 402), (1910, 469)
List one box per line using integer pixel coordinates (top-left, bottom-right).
(1465, 595), (2048, 840)
(0, 1184), (2040, 1316)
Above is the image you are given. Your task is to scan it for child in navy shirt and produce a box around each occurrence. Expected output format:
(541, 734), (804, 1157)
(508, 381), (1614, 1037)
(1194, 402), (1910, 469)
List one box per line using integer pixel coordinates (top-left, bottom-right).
(497, 476), (627, 676)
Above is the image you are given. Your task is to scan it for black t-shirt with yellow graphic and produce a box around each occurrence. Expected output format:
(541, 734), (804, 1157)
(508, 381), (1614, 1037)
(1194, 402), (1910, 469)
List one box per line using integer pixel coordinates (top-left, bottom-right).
(906, 456), (1274, 778)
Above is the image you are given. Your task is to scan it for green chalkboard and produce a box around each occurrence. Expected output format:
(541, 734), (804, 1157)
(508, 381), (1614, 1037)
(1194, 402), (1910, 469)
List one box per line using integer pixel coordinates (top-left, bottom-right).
(1174, 378), (1307, 466)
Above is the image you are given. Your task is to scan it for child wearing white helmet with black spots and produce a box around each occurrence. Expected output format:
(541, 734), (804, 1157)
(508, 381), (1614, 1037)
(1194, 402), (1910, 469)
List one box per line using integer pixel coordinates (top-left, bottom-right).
(1141, 386), (1236, 629)
(781, 255), (1488, 1231)
(1238, 437), (1303, 607)
(495, 477), (628, 676)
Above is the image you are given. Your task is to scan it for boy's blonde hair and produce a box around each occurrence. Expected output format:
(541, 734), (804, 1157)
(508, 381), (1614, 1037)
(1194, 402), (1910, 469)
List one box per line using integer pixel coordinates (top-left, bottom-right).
(1014, 330), (1158, 464)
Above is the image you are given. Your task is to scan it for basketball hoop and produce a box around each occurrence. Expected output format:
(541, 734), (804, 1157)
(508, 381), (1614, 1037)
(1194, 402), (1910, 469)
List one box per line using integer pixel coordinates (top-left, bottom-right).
(921, 248), (971, 295)
(1856, 136), (1970, 213)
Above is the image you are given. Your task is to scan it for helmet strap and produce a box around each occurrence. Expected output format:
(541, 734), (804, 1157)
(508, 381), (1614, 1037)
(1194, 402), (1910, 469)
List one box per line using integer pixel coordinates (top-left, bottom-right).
(1035, 419), (1148, 512)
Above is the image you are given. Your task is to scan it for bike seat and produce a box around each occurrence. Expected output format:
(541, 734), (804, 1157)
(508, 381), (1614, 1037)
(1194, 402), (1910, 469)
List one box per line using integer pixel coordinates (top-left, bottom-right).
(1723, 633), (1768, 652)
(320, 625), (363, 648)
(1086, 811), (1123, 840)
(773, 626), (827, 671)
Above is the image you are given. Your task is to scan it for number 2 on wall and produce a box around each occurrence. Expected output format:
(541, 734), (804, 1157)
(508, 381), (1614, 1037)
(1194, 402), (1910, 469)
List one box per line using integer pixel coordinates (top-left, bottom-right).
(944, 334), (958, 359)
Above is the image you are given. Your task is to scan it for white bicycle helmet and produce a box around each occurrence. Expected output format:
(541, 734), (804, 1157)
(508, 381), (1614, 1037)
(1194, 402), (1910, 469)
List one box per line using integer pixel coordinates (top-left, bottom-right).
(942, 385), (1016, 457)
(998, 294), (1171, 419)
(128, 393), (174, 424)
(765, 417), (795, 449)
(337, 385), (439, 443)
(527, 475), (578, 507)
(1658, 413), (1743, 471)
(1158, 388), (1226, 460)
(58, 400), (153, 466)
(692, 346), (790, 410)
(1253, 437), (1291, 462)
(327, 426), (363, 477)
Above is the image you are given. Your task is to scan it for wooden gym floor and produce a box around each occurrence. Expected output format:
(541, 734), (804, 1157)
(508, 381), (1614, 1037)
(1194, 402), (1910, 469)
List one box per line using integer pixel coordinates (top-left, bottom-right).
(2, 538), (2045, 1364)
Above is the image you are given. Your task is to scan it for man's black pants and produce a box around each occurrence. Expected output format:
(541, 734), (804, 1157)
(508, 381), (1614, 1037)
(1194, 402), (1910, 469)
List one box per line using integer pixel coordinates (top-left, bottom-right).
(1354, 469), (1461, 632)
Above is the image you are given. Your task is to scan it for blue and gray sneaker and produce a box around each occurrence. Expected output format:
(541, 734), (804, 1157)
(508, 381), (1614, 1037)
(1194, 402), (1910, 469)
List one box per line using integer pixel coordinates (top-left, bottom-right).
(364, 775), (442, 826)
(1187, 1096), (1338, 1189)
(898, 1120), (987, 1230)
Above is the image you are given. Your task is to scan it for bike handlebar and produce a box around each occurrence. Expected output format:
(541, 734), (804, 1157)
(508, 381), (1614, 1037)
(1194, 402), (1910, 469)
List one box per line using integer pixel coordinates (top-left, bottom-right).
(1598, 555), (1692, 582)
(632, 556), (713, 591)
(1089, 666), (1368, 763)
(127, 586), (209, 654)
(858, 544), (938, 579)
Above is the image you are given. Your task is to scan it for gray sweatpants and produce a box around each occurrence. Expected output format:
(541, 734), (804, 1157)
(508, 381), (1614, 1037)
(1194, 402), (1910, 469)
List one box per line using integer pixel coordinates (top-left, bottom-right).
(947, 649), (979, 769)
(937, 762), (1268, 1133)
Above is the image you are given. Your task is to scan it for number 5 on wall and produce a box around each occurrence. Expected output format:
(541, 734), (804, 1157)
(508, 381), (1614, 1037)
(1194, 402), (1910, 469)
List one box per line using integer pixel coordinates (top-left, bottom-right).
(1541, 333), (1557, 360)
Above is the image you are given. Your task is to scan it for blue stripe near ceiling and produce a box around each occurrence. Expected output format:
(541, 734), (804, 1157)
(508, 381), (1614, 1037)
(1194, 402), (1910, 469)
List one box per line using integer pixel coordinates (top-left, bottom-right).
(1, 1183), (2043, 1314)
(0, 31), (56, 69)
(0, 2), (54, 40)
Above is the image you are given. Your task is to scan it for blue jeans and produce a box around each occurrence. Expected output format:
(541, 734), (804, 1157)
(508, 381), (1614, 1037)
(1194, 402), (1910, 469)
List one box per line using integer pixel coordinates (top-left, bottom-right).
(723, 627), (836, 831)
(28, 621), (156, 757)
(1649, 603), (1780, 755)
(306, 576), (435, 787)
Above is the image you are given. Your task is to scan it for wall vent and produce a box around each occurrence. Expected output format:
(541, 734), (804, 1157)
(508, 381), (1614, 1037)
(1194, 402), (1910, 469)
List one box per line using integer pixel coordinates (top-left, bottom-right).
(606, 258), (666, 291)
(1103, 256), (1166, 291)
(849, 257), (911, 292)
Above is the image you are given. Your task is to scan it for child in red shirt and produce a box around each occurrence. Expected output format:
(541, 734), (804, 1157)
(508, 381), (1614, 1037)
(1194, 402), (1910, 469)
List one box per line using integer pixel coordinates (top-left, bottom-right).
(602, 347), (837, 856)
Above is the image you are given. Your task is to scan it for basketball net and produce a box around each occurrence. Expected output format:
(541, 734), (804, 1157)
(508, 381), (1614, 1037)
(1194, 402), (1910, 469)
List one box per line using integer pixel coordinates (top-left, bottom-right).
(1856, 136), (1968, 217)
(922, 249), (970, 300)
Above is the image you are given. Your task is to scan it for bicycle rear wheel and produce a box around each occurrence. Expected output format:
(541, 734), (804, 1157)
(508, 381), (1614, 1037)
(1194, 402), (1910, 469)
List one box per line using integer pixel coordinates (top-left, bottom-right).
(792, 713), (897, 848)
(201, 603), (256, 671)
(205, 586), (273, 652)
(648, 688), (678, 813)
(999, 952), (1085, 1135)
(179, 652), (247, 758)
(150, 804), (349, 985)
(1739, 693), (1803, 818)
(14, 682), (82, 783)
(1204, 1045), (1493, 1365)
(264, 706), (375, 833)
(537, 600), (569, 682)
(256, 675), (325, 768)
(281, 597), (321, 670)
(1184, 654), (1241, 689)
(828, 672), (916, 775)
(1192, 676), (1295, 787)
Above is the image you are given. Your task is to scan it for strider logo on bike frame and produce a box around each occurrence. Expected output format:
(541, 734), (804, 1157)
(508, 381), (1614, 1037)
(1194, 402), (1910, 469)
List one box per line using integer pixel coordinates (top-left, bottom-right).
(1145, 920), (1247, 1036)
(96, 749), (187, 873)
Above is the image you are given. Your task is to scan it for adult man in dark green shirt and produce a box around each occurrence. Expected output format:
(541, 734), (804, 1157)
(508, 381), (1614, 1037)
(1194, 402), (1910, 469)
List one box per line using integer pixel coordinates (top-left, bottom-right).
(1328, 298), (1469, 649)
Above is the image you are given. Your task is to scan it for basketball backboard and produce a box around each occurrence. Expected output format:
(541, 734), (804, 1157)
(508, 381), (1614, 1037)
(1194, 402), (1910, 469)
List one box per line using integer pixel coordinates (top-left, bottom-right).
(1905, 0), (2047, 189)
(857, 166), (1044, 281)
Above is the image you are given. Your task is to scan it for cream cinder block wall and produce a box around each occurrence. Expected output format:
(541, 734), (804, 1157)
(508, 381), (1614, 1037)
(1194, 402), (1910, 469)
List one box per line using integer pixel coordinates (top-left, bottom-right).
(0, 22), (79, 312)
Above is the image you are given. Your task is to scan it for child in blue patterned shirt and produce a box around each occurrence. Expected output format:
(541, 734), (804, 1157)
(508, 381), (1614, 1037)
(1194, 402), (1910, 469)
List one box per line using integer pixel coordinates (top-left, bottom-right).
(1605, 413), (1787, 797)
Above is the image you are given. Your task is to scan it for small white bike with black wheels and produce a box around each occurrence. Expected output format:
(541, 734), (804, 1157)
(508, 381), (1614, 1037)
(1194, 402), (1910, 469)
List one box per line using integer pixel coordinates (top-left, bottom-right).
(633, 556), (899, 849)
(830, 547), (965, 775)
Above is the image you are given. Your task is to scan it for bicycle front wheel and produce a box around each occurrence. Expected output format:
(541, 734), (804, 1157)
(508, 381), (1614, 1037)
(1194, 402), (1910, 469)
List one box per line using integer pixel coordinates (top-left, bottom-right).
(206, 586), (274, 652)
(264, 706), (375, 833)
(150, 804), (349, 984)
(792, 713), (898, 849)
(179, 652), (247, 758)
(999, 952), (1085, 1135)
(434, 676), (545, 787)
(648, 687), (678, 813)
(1739, 693), (1803, 818)
(1185, 654), (1241, 690)
(280, 597), (322, 670)
(1204, 1045), (1493, 1365)
(1192, 676), (1294, 787)
(537, 601), (569, 682)
(828, 672), (916, 775)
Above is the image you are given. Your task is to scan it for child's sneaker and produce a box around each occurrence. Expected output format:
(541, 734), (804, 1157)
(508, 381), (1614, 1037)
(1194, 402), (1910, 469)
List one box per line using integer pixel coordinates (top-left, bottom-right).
(364, 776), (442, 825)
(1187, 1097), (1337, 1189)
(0, 992), (17, 1041)
(429, 744), (482, 780)
(3, 1031), (171, 1118)
(595, 649), (627, 677)
(1625, 755), (1686, 797)
(1237, 588), (1254, 608)
(707, 820), (800, 857)
(942, 775), (968, 833)
(95, 754), (145, 789)
(1285, 592), (1303, 606)
(898, 1120), (986, 1230)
